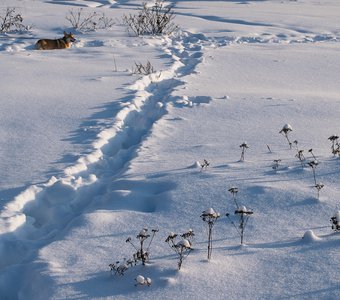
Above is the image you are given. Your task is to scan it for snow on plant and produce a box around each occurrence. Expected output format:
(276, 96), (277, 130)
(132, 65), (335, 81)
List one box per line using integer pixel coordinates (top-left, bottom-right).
(200, 208), (220, 260)
(328, 135), (340, 156)
(226, 187), (254, 245)
(126, 228), (159, 265)
(279, 124), (293, 149)
(165, 231), (193, 270)
(135, 275), (152, 287)
(330, 211), (340, 232)
(109, 228), (158, 275)
(66, 8), (115, 32)
(226, 205), (254, 245)
(180, 228), (195, 243)
(0, 7), (31, 33)
(122, 0), (178, 36)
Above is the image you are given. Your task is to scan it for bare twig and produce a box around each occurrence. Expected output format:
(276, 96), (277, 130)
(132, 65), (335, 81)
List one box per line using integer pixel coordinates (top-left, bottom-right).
(122, 0), (178, 36)
(0, 7), (31, 33)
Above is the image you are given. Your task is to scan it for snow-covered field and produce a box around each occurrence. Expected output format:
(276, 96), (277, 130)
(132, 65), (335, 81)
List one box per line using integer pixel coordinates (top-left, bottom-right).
(0, 0), (339, 299)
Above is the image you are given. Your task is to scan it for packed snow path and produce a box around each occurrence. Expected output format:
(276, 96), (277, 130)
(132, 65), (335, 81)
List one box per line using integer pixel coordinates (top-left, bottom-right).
(0, 31), (210, 268)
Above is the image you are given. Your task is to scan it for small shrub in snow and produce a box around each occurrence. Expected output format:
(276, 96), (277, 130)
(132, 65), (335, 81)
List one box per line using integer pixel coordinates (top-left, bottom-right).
(165, 231), (193, 270)
(0, 7), (31, 33)
(122, 0), (178, 36)
(314, 183), (324, 200)
(126, 228), (159, 265)
(109, 259), (134, 276)
(308, 160), (324, 199)
(132, 60), (155, 75)
(272, 159), (282, 171)
(135, 275), (152, 287)
(109, 228), (158, 275)
(228, 187), (239, 208)
(279, 124), (293, 149)
(66, 8), (115, 32)
(226, 205), (253, 245)
(330, 211), (340, 232)
(308, 160), (319, 185)
(328, 135), (340, 156)
(200, 208), (220, 260)
(292, 140), (306, 168)
(199, 159), (210, 171)
(239, 142), (249, 162)
(295, 149), (306, 168)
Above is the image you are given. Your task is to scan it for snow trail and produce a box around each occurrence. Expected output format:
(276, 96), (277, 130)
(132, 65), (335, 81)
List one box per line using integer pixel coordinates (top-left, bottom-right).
(0, 31), (210, 268)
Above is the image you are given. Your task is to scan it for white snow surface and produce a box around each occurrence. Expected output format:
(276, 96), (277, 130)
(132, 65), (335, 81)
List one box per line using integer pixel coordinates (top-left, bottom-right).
(0, 0), (339, 299)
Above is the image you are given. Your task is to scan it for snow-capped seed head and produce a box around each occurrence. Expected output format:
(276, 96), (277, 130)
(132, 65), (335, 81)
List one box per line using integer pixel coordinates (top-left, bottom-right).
(280, 123), (293, 133)
(203, 207), (216, 216)
(165, 232), (178, 243)
(235, 206), (253, 215)
(146, 277), (152, 285)
(229, 187), (238, 194)
(136, 275), (145, 284)
(308, 160), (318, 167)
(139, 228), (148, 236)
(239, 205), (247, 213)
(177, 239), (191, 249)
(284, 124), (292, 131)
(169, 232), (176, 238)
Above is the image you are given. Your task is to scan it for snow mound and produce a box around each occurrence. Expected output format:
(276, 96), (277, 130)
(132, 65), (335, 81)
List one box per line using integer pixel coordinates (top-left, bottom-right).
(192, 161), (202, 168)
(302, 230), (321, 243)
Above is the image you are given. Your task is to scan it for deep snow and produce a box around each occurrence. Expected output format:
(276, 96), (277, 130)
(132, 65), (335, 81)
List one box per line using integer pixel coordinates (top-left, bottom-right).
(0, 0), (339, 299)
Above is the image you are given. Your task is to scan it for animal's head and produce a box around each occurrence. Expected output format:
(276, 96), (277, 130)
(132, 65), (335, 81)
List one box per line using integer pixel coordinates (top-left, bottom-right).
(63, 31), (76, 43)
